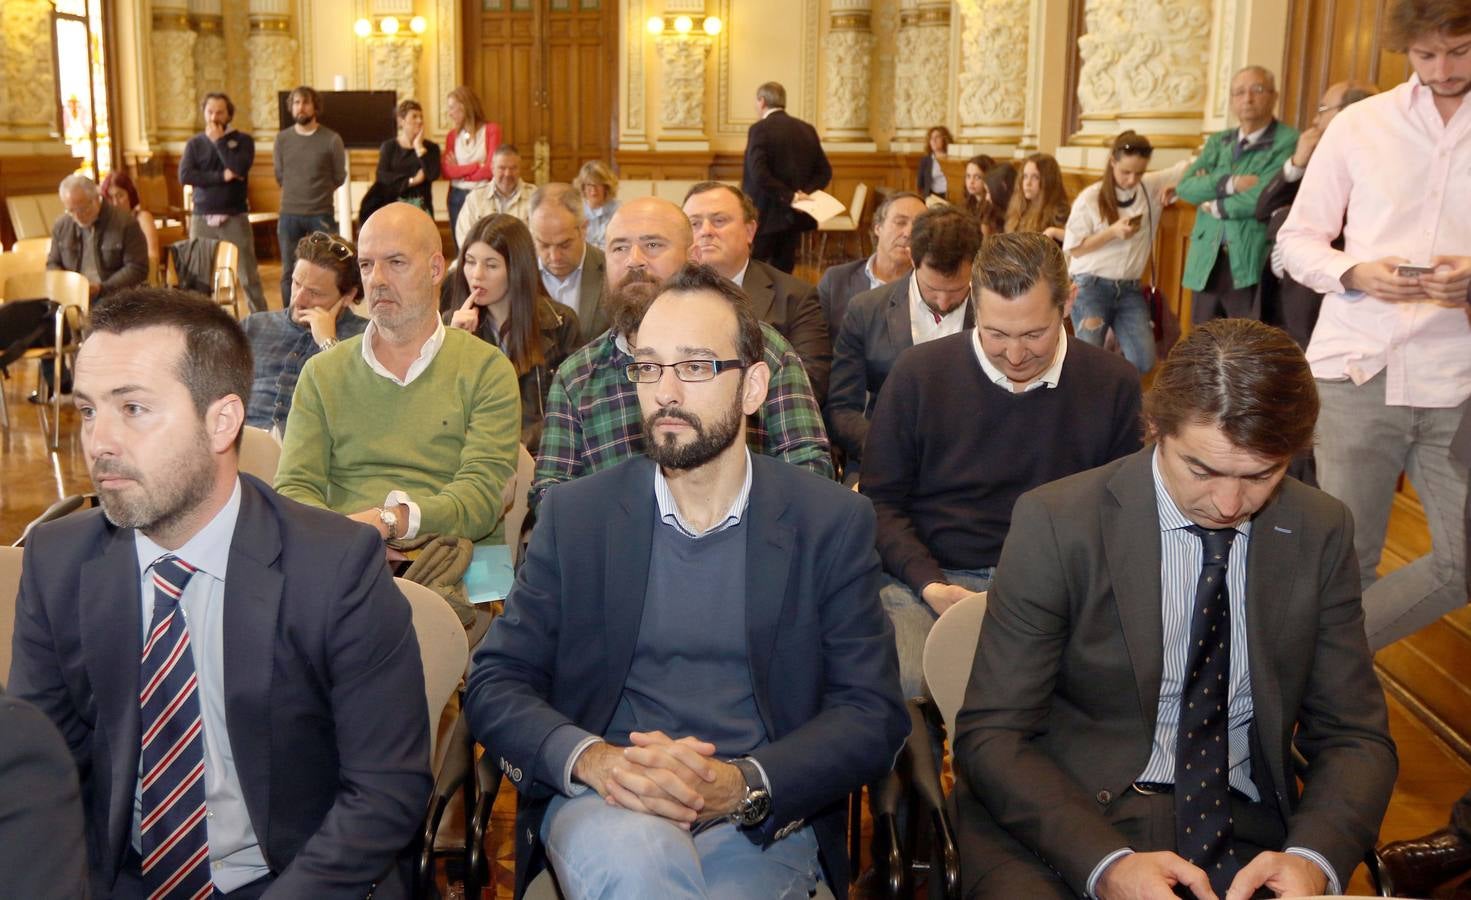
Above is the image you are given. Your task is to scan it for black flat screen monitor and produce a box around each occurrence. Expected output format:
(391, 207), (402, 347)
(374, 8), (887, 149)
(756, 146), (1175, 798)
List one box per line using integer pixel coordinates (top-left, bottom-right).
(277, 90), (397, 149)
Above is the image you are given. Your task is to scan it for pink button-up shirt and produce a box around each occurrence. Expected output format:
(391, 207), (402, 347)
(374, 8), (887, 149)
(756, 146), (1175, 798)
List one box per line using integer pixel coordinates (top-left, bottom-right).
(1278, 75), (1471, 408)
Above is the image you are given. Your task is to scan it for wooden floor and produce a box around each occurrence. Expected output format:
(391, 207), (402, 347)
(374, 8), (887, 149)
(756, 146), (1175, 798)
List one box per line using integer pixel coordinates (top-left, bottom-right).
(1, 264), (1466, 895)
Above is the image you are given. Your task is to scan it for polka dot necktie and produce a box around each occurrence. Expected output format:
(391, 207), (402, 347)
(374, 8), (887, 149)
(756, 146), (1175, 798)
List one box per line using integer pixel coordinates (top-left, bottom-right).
(138, 555), (212, 899)
(1176, 525), (1238, 895)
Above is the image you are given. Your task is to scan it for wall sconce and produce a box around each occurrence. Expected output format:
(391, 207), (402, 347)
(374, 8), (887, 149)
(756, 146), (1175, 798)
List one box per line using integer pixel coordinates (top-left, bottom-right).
(354, 14), (427, 38)
(646, 13), (722, 37)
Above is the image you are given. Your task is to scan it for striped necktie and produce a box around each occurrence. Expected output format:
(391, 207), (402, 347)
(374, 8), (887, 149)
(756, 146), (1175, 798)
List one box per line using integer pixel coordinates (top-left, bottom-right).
(1176, 525), (1238, 895)
(139, 555), (213, 900)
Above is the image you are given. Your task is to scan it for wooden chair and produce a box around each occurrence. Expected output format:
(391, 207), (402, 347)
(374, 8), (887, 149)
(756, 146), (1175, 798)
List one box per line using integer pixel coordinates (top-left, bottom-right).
(0, 251), (46, 300)
(0, 546), (21, 680)
(503, 443), (535, 567)
(214, 239), (243, 319)
(816, 182), (869, 269)
(395, 577), (471, 761)
(5, 195), (51, 242)
(1, 270), (90, 447)
(10, 237), (51, 270)
(238, 425), (283, 483)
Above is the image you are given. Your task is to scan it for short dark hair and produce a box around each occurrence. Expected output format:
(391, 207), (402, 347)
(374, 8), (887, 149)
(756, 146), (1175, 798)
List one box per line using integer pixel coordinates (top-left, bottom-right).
(646, 263), (764, 367)
(873, 190), (924, 227)
(396, 98), (423, 120)
(1144, 319), (1318, 461)
(683, 181), (758, 224)
(1386, 0), (1471, 50)
(910, 206), (982, 276)
(288, 85), (322, 114)
(201, 91), (235, 120)
(87, 287), (253, 448)
(756, 82), (786, 109)
(975, 232), (1070, 310)
(493, 143), (520, 160)
(293, 231), (362, 299)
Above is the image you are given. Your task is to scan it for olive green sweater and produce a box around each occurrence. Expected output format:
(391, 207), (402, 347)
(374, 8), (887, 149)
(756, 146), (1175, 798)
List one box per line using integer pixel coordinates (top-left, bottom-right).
(275, 327), (521, 542)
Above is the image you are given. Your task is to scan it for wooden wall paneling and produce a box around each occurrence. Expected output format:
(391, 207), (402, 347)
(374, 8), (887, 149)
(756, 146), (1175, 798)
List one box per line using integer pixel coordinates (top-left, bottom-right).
(1282, 0), (1412, 128)
(544, 6), (613, 182)
(0, 155), (82, 248)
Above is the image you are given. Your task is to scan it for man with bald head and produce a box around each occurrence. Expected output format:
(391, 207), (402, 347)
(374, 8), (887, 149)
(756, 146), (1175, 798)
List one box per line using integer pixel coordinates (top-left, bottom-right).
(275, 202), (520, 543)
(1254, 80), (1378, 348)
(532, 196), (833, 509)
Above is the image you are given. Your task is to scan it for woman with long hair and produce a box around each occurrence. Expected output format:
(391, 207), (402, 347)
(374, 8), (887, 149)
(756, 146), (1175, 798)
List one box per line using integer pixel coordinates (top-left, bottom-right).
(917, 126), (953, 200)
(1005, 153), (1070, 242)
(99, 170), (159, 273)
(978, 164), (1016, 237)
(446, 213), (581, 452)
(1061, 131), (1189, 373)
(961, 154), (1000, 232)
(441, 85), (502, 251)
(573, 160), (620, 249)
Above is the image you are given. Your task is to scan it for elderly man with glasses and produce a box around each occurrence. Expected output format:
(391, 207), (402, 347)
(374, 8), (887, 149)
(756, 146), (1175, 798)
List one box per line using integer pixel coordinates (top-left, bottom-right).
(241, 231), (369, 435)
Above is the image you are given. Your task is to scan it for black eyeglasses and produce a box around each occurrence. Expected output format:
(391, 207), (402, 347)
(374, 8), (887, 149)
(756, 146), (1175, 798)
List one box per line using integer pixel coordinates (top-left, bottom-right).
(1315, 101), (1348, 114)
(625, 359), (747, 383)
(1118, 143), (1154, 156)
(305, 231), (353, 261)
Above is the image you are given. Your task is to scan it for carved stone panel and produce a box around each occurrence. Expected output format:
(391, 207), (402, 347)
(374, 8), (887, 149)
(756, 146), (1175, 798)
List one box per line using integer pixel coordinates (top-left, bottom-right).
(0, 0), (58, 139)
(1077, 0), (1210, 119)
(957, 0), (1028, 137)
(370, 35), (423, 102)
(247, 26), (298, 139)
(152, 24), (200, 140)
(656, 36), (710, 133)
(891, 4), (949, 139)
(823, 29), (874, 136)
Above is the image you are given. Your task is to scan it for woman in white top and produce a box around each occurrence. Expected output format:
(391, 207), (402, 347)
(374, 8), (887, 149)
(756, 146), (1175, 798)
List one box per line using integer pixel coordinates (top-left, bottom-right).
(442, 85), (501, 252)
(916, 126), (952, 200)
(1062, 131), (1188, 374)
(573, 160), (620, 250)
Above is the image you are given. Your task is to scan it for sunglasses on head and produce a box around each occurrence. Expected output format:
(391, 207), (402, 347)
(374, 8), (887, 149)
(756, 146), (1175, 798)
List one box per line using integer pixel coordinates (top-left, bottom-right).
(305, 231), (353, 261)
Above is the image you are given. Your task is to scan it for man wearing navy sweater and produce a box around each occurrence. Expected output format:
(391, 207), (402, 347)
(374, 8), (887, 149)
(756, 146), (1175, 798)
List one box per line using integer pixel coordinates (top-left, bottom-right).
(861, 232), (1143, 697)
(179, 92), (268, 313)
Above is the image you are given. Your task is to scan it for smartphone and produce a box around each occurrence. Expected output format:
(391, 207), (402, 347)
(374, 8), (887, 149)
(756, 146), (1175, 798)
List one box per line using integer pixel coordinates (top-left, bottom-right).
(1395, 264), (1436, 278)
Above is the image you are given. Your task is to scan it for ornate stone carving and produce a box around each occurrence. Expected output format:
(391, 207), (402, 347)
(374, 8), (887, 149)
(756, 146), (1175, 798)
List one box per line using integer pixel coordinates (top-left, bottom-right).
(151, 26), (200, 140)
(247, 25), (298, 138)
(957, 0), (1028, 132)
(655, 36), (710, 133)
(370, 35), (422, 102)
(1077, 0), (1211, 117)
(823, 29), (874, 135)
(891, 3), (949, 139)
(194, 24), (228, 115)
(0, 0), (57, 137)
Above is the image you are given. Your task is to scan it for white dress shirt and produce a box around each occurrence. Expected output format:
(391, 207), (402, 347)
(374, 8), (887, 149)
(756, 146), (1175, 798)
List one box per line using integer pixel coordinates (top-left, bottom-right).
(908, 272), (969, 345)
(540, 245), (587, 316)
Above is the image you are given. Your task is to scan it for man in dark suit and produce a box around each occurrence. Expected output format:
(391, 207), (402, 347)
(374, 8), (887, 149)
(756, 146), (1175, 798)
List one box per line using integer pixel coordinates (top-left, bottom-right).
(0, 687), (87, 898)
(466, 263), (907, 898)
(683, 181), (830, 402)
(1254, 80), (1377, 348)
(955, 318), (1397, 899)
(825, 205), (980, 478)
(9, 287), (431, 899)
(817, 191), (927, 347)
(531, 182), (609, 345)
(742, 81), (832, 274)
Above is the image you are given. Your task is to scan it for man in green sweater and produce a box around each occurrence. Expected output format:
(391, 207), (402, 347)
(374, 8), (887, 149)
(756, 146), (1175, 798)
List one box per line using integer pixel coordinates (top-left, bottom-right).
(275, 202), (520, 543)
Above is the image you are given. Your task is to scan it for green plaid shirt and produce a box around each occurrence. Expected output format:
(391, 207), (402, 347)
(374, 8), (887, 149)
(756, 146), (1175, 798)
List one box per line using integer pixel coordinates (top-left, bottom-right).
(532, 324), (833, 508)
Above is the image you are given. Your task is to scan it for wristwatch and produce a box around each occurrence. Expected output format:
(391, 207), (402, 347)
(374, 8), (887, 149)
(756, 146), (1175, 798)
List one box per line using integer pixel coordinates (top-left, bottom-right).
(727, 757), (771, 827)
(317, 337), (339, 351)
(378, 506), (401, 541)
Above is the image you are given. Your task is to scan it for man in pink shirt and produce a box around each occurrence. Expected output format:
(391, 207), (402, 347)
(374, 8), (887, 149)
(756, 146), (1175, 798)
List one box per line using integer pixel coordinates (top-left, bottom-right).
(1278, 0), (1471, 650)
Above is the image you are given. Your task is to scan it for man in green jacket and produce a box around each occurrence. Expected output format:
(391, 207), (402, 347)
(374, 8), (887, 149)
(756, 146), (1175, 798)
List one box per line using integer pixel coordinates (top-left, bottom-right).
(1177, 65), (1298, 324)
(275, 202), (520, 544)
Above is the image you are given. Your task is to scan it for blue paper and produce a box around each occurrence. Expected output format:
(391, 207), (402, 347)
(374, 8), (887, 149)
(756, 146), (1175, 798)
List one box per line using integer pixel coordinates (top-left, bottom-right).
(463, 543), (515, 604)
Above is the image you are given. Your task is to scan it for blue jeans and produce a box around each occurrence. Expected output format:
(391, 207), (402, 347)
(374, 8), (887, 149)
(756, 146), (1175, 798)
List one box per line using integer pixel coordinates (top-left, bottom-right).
(447, 186), (470, 253)
(542, 791), (821, 899)
(277, 213), (338, 306)
(1071, 274), (1156, 374)
(878, 567), (994, 699)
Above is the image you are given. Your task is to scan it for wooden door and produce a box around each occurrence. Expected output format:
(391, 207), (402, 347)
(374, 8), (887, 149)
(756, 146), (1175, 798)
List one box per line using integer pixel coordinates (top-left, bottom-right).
(463, 0), (619, 184)
(1281, 0), (1412, 128)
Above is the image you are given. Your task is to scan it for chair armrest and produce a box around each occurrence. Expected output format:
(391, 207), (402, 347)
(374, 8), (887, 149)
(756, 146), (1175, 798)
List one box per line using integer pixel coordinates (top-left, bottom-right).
(901, 698), (961, 900)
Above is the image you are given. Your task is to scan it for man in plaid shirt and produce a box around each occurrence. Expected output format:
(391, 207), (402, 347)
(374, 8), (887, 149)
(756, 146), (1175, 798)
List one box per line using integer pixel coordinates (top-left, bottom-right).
(533, 197), (832, 508)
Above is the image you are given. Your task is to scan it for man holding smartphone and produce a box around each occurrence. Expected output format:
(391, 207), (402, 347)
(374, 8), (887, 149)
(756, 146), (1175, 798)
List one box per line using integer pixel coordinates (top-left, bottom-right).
(1278, 0), (1471, 650)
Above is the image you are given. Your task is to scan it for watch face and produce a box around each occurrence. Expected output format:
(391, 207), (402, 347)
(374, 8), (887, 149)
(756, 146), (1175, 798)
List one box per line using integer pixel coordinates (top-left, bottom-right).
(739, 789), (771, 826)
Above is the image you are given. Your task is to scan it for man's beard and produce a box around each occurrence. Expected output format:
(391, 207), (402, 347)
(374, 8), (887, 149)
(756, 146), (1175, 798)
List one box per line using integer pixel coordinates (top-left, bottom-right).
(92, 431), (217, 537)
(641, 393), (745, 471)
(607, 270), (663, 338)
(294, 113), (314, 126)
(1427, 77), (1471, 98)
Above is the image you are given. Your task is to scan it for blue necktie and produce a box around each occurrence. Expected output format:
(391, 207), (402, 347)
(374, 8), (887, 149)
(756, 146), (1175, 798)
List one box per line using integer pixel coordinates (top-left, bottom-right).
(1176, 526), (1238, 895)
(138, 555), (213, 899)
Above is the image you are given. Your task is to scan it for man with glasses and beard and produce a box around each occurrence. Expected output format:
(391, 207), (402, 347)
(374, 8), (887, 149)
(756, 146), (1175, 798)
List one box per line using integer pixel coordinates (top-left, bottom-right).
(531, 196), (832, 510)
(466, 263), (906, 899)
(9, 287), (431, 898)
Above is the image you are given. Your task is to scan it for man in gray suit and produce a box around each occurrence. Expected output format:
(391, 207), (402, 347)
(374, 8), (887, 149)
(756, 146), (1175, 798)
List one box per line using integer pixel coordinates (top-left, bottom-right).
(955, 318), (1396, 899)
(530, 183), (608, 346)
(817, 191), (927, 345)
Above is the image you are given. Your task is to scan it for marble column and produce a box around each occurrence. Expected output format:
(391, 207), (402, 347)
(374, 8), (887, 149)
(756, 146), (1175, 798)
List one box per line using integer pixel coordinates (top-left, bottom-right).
(956, 0), (1029, 147)
(822, 0), (875, 145)
(1074, 0), (1212, 147)
(191, 0), (227, 116)
(0, 0), (58, 143)
(1018, 0), (1070, 152)
(247, 0), (298, 140)
(891, 0), (950, 143)
(151, 0), (199, 142)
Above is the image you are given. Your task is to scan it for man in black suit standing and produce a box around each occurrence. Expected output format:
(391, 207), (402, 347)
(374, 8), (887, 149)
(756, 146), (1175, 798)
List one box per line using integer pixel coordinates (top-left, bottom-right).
(10, 287), (431, 898)
(742, 81), (832, 274)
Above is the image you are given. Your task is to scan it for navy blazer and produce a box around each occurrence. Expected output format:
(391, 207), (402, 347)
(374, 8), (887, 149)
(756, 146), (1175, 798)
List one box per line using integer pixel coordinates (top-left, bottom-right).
(8, 474), (431, 899)
(824, 275), (974, 464)
(465, 454), (908, 899)
(816, 257), (874, 351)
(744, 258), (831, 404)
